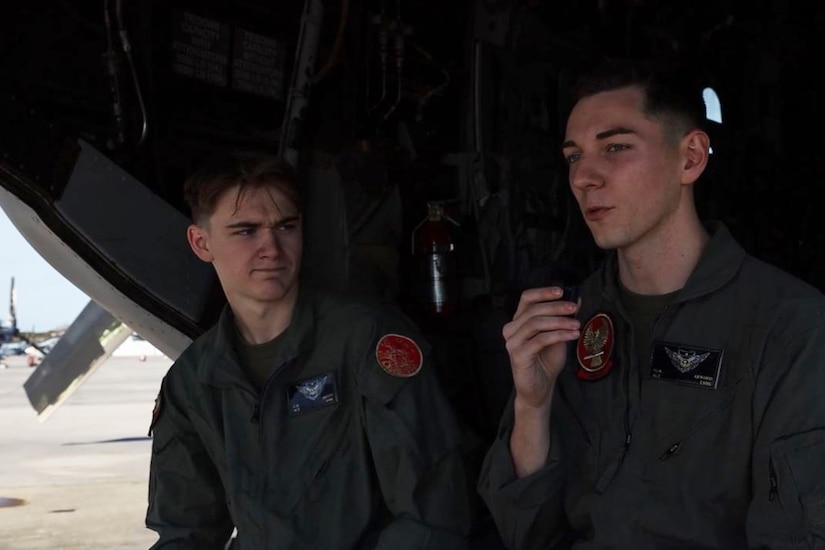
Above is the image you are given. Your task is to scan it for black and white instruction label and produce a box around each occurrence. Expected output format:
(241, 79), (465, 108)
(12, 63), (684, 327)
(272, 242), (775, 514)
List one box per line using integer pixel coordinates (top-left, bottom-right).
(171, 11), (230, 87)
(232, 28), (285, 100)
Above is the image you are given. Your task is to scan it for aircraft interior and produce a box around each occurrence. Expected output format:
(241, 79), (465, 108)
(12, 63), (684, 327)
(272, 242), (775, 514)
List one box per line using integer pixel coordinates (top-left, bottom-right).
(1, 2), (824, 537)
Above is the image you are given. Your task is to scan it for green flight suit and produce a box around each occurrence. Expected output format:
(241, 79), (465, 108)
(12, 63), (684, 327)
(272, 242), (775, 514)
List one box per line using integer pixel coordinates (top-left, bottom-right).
(478, 222), (825, 548)
(147, 287), (471, 549)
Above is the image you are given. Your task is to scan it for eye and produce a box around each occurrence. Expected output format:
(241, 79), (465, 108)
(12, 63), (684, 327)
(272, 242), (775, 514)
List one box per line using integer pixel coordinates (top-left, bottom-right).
(276, 221), (299, 232)
(563, 152), (580, 165)
(607, 143), (630, 153)
(233, 228), (254, 236)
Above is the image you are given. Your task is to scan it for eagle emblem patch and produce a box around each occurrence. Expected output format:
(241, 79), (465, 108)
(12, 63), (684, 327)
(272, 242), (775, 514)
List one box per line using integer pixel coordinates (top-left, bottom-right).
(665, 347), (711, 373)
(575, 313), (615, 381)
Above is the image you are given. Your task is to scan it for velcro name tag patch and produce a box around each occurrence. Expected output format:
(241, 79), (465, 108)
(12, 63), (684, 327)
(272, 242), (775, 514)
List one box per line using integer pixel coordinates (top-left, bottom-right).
(287, 372), (339, 416)
(650, 341), (724, 389)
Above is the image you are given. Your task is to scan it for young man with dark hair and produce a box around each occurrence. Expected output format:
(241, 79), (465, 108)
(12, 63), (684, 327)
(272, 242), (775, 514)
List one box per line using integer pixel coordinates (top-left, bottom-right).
(478, 59), (825, 548)
(146, 154), (471, 548)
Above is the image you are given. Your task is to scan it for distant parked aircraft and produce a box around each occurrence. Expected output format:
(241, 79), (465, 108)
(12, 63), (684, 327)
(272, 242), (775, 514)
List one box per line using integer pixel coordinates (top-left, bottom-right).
(0, 277), (50, 360)
(0, 341), (26, 356)
(23, 336), (60, 367)
(0, 277), (19, 344)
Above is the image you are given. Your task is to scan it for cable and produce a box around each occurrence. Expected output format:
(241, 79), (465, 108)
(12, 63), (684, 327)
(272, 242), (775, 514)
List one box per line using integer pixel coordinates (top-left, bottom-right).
(382, 25), (404, 121)
(407, 39), (450, 122)
(311, 0), (350, 84)
(278, 0), (324, 166)
(115, 0), (148, 148)
(103, 0), (126, 145)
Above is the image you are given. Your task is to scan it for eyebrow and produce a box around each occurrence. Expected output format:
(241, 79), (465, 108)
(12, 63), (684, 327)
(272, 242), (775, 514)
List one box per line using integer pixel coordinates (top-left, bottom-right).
(225, 215), (301, 229)
(561, 126), (637, 149)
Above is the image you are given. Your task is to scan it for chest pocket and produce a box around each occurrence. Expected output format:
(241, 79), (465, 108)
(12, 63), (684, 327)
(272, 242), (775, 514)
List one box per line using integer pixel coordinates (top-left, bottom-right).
(555, 335), (756, 543)
(264, 398), (354, 514)
(636, 374), (750, 537)
(640, 372), (746, 468)
(769, 429), (825, 537)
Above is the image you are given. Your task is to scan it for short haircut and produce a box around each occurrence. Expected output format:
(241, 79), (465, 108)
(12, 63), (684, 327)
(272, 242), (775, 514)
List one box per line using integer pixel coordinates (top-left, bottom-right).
(569, 58), (708, 142)
(182, 153), (302, 224)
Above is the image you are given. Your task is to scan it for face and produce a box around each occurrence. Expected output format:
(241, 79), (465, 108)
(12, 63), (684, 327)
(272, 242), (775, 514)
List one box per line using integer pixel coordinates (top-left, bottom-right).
(562, 85), (700, 252)
(187, 183), (303, 312)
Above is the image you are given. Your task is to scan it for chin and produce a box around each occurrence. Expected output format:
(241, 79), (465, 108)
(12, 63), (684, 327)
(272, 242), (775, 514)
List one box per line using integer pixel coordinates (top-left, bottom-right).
(262, 281), (298, 301)
(588, 224), (634, 251)
(588, 231), (618, 250)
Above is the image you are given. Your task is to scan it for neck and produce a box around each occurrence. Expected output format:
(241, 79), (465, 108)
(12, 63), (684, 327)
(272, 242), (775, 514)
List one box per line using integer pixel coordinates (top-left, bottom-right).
(232, 286), (299, 344)
(617, 207), (709, 295)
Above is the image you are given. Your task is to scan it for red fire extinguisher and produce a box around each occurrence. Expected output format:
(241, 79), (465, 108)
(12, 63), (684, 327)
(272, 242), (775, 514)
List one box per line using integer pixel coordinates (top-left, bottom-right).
(411, 201), (459, 316)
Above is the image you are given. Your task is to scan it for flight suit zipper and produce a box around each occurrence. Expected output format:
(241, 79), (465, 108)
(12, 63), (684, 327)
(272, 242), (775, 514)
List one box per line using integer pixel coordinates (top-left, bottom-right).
(248, 363), (288, 550)
(249, 355), (297, 425)
(624, 303), (674, 458)
(620, 309), (634, 456)
(659, 442), (681, 461)
(623, 369), (632, 456)
(252, 375), (278, 443)
(768, 457), (778, 502)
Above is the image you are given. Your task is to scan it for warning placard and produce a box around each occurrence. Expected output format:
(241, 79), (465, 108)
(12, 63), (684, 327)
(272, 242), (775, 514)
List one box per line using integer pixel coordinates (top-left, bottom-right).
(232, 28), (285, 100)
(171, 11), (230, 87)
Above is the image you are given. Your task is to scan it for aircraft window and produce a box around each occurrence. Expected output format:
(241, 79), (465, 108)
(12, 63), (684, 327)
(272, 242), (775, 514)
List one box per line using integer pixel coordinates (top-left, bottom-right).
(703, 87), (722, 124)
(702, 87), (722, 155)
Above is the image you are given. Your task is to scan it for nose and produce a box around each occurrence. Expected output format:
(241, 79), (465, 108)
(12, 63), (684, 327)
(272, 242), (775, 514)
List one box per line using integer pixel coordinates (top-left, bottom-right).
(569, 155), (605, 192)
(258, 229), (282, 259)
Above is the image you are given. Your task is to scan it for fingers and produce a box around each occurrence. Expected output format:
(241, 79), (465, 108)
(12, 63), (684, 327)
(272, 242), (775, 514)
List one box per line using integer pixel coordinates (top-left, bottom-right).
(504, 313), (580, 352)
(506, 287), (579, 339)
(512, 286), (578, 319)
(506, 324), (580, 370)
(503, 287), (581, 373)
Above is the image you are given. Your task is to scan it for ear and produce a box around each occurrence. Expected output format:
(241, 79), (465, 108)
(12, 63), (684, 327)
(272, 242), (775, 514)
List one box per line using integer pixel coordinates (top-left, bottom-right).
(187, 223), (214, 263)
(680, 129), (710, 186)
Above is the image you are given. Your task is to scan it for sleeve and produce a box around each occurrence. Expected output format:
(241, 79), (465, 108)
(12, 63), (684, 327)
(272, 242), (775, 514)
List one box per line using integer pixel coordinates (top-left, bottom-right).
(746, 305), (825, 547)
(357, 324), (472, 550)
(476, 393), (570, 550)
(145, 368), (234, 549)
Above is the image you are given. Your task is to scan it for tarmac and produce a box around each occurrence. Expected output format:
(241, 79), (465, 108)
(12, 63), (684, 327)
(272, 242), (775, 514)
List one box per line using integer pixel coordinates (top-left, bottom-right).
(0, 354), (171, 550)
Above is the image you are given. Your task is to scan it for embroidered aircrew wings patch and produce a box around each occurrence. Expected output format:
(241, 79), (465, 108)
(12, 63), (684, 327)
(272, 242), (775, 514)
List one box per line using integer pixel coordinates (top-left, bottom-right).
(375, 334), (423, 377)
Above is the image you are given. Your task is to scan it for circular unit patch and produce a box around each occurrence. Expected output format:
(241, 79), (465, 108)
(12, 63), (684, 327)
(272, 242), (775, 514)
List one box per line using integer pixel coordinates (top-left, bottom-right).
(575, 312), (615, 381)
(375, 334), (423, 378)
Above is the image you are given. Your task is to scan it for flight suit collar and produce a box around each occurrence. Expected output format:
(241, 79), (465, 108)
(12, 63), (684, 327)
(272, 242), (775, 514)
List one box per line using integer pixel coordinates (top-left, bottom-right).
(599, 221), (746, 305)
(677, 221), (746, 301)
(561, 222), (747, 455)
(199, 286), (318, 388)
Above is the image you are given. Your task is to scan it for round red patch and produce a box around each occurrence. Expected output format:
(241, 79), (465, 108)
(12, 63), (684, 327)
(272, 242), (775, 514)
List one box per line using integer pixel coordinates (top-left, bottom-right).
(375, 334), (423, 377)
(575, 313), (615, 381)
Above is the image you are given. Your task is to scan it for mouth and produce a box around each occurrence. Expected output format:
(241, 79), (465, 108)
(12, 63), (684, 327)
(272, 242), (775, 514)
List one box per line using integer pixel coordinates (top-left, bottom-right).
(251, 267), (286, 275)
(584, 206), (612, 222)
